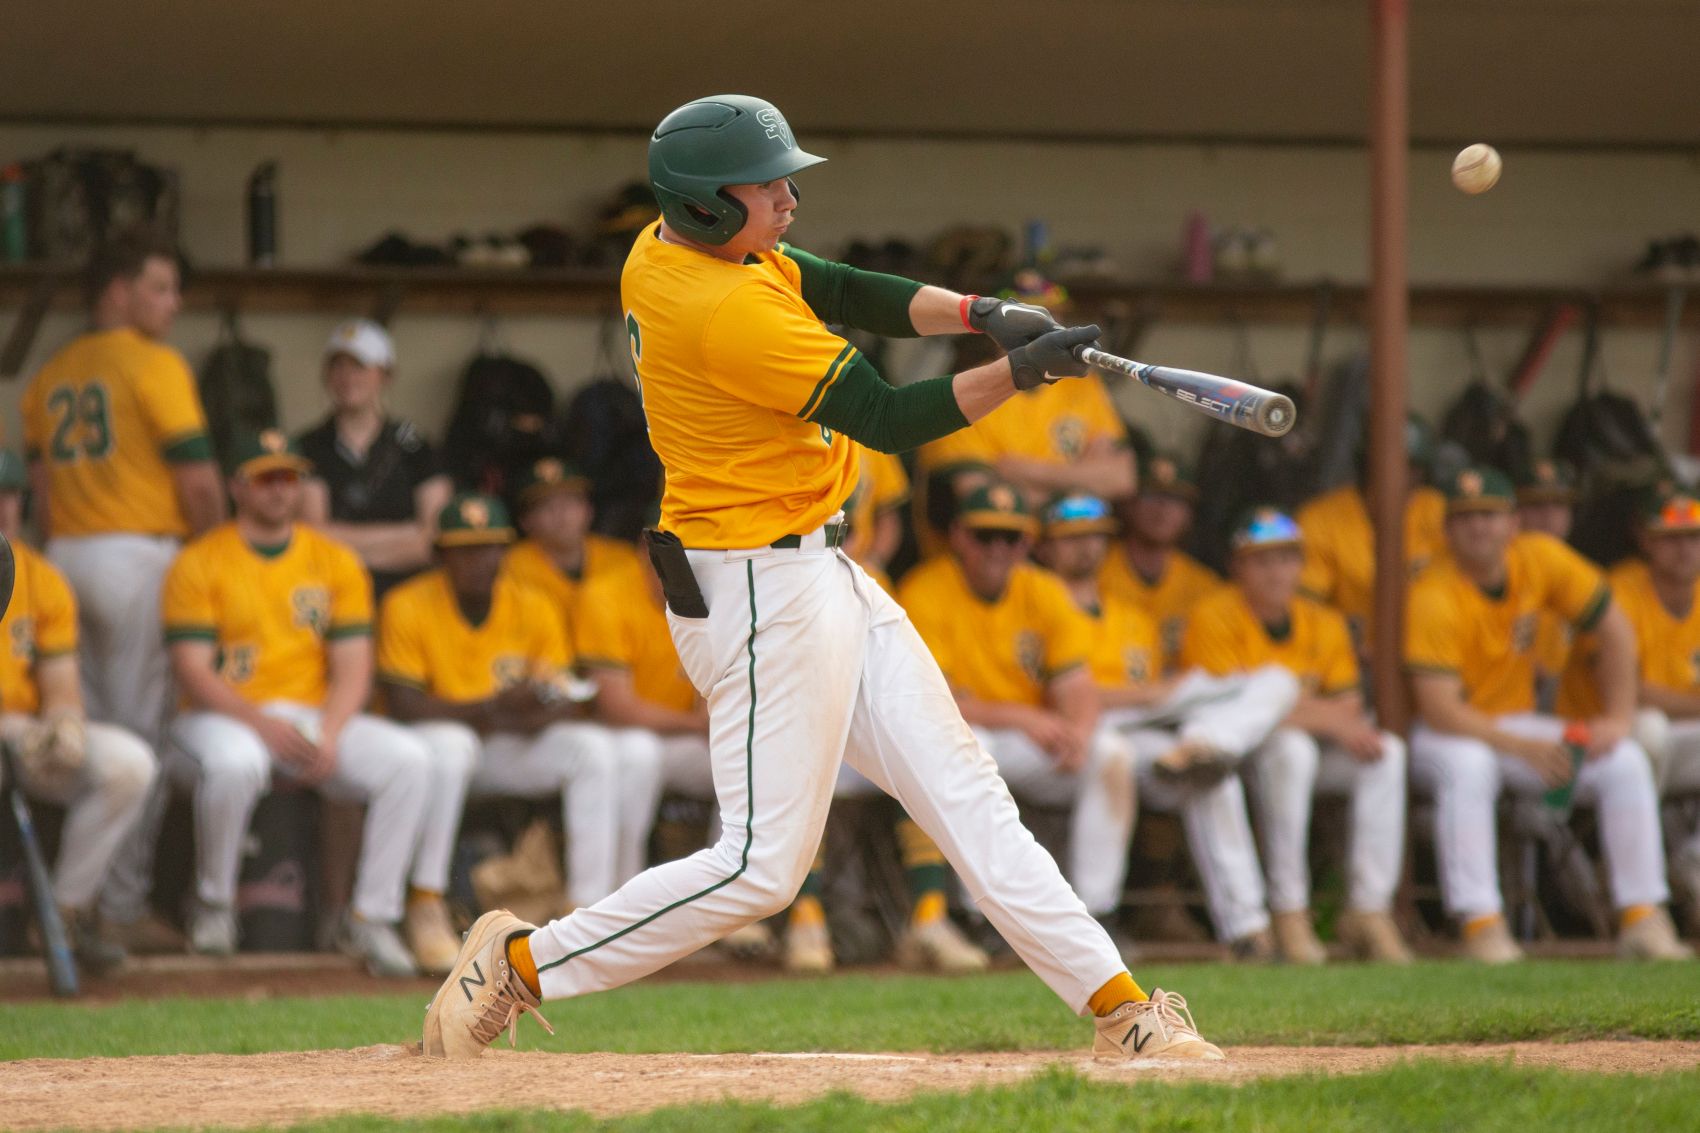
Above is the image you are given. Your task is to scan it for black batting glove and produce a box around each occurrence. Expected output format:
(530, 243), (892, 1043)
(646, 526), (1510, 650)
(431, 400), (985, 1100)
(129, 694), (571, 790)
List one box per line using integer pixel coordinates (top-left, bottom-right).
(1006, 325), (1101, 390)
(965, 295), (1061, 351)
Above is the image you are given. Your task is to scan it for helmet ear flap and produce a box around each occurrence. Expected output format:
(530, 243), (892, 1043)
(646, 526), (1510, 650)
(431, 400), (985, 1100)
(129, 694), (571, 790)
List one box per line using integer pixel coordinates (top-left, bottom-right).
(786, 177), (800, 203)
(713, 187), (750, 236)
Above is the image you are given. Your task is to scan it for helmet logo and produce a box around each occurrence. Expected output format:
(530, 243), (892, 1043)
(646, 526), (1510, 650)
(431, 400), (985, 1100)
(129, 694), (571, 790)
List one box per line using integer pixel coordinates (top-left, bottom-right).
(756, 107), (793, 148)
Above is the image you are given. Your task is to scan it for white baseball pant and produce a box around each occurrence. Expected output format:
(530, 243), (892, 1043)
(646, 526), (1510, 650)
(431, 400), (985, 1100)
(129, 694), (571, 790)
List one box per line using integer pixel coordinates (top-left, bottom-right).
(166, 702), (431, 923)
(1246, 726), (1407, 915)
(524, 531), (1126, 1013)
(1630, 707), (1700, 870)
(1089, 667), (1300, 940)
(439, 721), (662, 907)
(1411, 712), (1668, 919)
(49, 533), (178, 923)
(0, 715), (155, 911)
(972, 722), (1137, 922)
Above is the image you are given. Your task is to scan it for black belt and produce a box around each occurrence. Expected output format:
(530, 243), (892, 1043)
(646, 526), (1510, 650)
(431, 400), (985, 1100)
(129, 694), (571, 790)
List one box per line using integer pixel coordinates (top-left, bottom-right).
(770, 522), (847, 550)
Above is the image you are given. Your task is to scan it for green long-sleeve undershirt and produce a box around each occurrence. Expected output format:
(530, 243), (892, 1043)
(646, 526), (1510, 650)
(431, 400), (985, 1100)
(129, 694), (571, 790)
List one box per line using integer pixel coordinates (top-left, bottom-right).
(784, 244), (925, 338)
(807, 354), (969, 455)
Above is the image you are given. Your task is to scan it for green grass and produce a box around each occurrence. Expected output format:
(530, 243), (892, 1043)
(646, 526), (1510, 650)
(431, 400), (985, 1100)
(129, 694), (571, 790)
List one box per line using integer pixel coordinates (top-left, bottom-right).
(113, 1063), (1700, 1133)
(5, 960), (1700, 1061)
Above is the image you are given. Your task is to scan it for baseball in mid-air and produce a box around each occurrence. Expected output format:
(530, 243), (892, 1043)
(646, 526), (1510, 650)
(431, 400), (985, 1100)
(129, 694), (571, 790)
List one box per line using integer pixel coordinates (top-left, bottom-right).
(1451, 144), (1502, 194)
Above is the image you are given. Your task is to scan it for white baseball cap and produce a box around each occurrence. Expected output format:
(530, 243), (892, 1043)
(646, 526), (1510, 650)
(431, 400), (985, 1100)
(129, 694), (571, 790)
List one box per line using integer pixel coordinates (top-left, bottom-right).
(323, 318), (395, 370)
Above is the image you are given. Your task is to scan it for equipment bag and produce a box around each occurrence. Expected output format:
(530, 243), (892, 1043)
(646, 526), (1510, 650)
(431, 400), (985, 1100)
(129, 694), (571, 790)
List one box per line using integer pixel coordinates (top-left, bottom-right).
(198, 312), (280, 473)
(442, 351), (560, 497)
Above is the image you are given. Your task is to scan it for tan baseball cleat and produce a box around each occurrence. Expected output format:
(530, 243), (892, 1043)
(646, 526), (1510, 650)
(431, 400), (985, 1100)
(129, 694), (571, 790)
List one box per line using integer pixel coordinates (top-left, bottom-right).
(1271, 910), (1328, 965)
(405, 896), (463, 976)
(1617, 907), (1694, 961)
(1093, 989), (1225, 1061)
(1336, 909), (1414, 965)
(782, 921), (835, 974)
(423, 910), (554, 1059)
(895, 917), (990, 973)
(1459, 916), (1524, 964)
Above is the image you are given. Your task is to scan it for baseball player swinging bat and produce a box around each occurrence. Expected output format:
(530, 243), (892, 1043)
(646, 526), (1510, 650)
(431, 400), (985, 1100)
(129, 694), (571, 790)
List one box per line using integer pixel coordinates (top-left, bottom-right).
(0, 531), (78, 997)
(1075, 345), (1297, 438)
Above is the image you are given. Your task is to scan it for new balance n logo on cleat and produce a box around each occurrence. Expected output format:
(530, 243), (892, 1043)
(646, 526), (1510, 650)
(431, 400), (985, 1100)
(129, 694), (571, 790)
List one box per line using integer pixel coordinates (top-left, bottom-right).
(1092, 990), (1226, 1061)
(459, 961), (486, 1002)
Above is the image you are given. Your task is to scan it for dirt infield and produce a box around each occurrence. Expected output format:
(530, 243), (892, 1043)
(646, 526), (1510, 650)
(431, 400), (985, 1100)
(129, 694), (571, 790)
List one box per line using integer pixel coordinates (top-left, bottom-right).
(4, 1041), (1697, 1130)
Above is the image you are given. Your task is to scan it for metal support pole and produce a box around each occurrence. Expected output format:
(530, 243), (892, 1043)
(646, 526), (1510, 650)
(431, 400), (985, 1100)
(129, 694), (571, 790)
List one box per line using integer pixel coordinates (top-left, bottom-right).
(1370, 0), (1410, 734)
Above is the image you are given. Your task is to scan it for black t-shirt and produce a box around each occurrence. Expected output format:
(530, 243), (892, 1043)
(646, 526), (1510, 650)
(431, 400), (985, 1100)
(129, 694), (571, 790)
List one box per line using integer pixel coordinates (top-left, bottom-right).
(295, 416), (441, 596)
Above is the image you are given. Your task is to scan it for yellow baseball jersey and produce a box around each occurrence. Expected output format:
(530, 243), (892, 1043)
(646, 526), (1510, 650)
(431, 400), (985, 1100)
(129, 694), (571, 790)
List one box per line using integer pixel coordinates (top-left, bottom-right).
(163, 524), (372, 706)
(573, 567), (697, 713)
(1182, 587), (1360, 696)
(913, 376), (1127, 559)
(22, 328), (211, 538)
(623, 225), (860, 548)
(377, 570), (568, 701)
(1557, 558), (1700, 719)
(502, 536), (646, 625)
(1405, 532), (1608, 716)
(844, 445), (910, 565)
(1097, 544), (1221, 672)
(898, 557), (1092, 707)
(0, 543), (78, 715)
(917, 375), (1126, 476)
(1084, 594), (1161, 691)
(1296, 485), (1447, 633)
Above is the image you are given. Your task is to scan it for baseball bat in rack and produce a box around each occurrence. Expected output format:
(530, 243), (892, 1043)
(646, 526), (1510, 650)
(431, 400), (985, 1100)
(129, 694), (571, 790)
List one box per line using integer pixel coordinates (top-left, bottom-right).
(1074, 346), (1297, 437)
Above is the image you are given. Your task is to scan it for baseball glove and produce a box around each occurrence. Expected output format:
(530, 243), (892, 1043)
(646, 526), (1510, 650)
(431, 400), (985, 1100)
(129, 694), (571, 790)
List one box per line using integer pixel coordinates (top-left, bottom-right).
(11, 710), (87, 795)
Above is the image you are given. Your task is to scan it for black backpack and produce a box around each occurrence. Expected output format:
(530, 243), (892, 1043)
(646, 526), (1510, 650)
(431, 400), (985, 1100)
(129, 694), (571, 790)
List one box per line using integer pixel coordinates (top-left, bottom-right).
(442, 352), (560, 497)
(25, 147), (180, 264)
(560, 377), (662, 542)
(198, 313), (279, 473)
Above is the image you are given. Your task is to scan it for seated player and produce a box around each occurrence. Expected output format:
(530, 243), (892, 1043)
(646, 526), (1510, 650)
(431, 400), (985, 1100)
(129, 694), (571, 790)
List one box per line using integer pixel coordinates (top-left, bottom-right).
(1407, 466), (1689, 963)
(1036, 493), (1295, 958)
(381, 495), (662, 949)
(1184, 509), (1412, 964)
(1516, 459), (1581, 700)
(503, 458), (646, 618)
(1557, 491), (1700, 932)
(163, 431), (430, 974)
(898, 482), (1134, 948)
(1099, 454), (1221, 672)
(0, 451), (156, 974)
(1296, 415), (1445, 652)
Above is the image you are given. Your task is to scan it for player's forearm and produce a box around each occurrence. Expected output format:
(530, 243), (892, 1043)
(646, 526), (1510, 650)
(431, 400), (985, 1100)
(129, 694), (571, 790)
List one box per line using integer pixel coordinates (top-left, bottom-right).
(383, 681), (491, 730)
(954, 693), (1042, 732)
(173, 657), (268, 729)
(34, 656), (84, 717)
(322, 640), (374, 734)
(1591, 607), (1638, 723)
(171, 461), (228, 536)
(1411, 676), (1514, 748)
(1639, 683), (1700, 719)
(1048, 669), (1101, 736)
(316, 521), (434, 571)
(995, 450), (1137, 499)
(592, 674), (704, 734)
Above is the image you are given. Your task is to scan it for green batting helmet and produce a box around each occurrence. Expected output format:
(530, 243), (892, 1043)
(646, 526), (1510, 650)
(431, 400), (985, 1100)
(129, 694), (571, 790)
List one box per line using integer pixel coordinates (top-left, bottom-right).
(648, 94), (826, 246)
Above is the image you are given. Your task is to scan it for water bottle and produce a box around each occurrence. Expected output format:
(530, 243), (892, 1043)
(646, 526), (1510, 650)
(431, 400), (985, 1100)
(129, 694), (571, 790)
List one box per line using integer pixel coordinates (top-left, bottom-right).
(1022, 218), (1050, 268)
(0, 164), (27, 264)
(1543, 721), (1590, 814)
(247, 161), (278, 267)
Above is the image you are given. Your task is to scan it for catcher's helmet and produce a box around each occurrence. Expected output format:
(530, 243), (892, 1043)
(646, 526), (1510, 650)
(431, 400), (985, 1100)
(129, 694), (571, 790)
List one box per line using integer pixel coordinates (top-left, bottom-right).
(648, 94), (825, 246)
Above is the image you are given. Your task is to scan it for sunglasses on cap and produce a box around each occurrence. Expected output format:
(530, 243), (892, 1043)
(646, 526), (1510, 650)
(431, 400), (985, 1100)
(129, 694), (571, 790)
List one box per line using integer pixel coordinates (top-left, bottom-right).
(970, 528), (1026, 547)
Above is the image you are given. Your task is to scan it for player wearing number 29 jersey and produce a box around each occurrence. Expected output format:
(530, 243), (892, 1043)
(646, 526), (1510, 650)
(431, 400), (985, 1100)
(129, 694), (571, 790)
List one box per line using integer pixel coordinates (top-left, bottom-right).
(22, 327), (212, 538)
(425, 93), (1223, 1066)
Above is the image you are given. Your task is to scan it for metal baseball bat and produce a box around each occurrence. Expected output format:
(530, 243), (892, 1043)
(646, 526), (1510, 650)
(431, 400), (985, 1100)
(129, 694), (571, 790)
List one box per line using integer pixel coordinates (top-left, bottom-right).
(1074, 346), (1297, 437)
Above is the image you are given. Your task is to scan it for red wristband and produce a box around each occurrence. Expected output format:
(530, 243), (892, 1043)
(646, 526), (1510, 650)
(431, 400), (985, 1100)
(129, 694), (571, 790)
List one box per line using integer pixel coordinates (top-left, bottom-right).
(961, 294), (982, 332)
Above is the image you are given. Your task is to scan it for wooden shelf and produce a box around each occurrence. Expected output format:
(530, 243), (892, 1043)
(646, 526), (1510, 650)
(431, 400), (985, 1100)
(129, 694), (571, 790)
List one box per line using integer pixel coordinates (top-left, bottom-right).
(1, 264), (1696, 327)
(0, 264), (626, 319)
